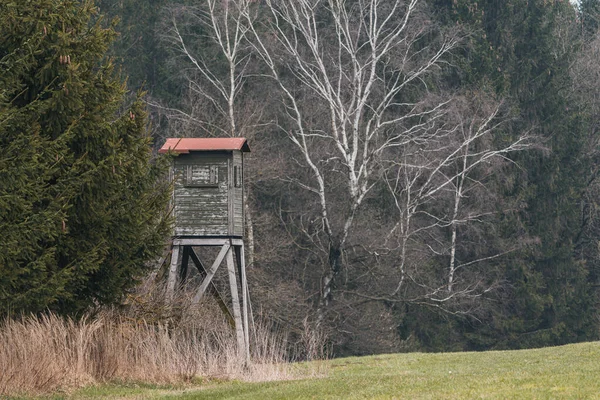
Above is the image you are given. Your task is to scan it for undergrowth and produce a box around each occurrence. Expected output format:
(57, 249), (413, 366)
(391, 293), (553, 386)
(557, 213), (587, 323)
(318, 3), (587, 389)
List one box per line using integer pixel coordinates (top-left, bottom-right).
(0, 278), (309, 397)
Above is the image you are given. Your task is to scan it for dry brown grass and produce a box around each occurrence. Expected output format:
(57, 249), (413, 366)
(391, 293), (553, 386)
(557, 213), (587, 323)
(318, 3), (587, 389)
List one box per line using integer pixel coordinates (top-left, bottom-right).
(0, 280), (295, 397)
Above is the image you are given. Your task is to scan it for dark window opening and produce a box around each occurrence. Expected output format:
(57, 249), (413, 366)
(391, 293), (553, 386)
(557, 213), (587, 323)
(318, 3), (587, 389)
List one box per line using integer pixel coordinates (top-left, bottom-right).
(184, 165), (219, 187)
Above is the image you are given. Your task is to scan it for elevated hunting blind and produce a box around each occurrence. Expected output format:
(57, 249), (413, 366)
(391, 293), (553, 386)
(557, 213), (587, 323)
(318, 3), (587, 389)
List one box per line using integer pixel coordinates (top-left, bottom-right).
(159, 138), (251, 362)
(159, 137), (250, 237)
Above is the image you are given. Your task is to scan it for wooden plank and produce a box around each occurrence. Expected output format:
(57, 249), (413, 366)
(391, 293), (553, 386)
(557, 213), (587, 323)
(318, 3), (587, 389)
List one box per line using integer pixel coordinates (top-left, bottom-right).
(175, 210), (228, 220)
(175, 220), (229, 227)
(175, 186), (228, 195)
(193, 243), (230, 303)
(174, 238), (229, 246)
(174, 198), (228, 207)
(228, 158), (234, 236)
(174, 228), (229, 237)
(175, 207), (228, 214)
(175, 191), (228, 199)
(173, 238), (244, 246)
(176, 217), (228, 226)
(233, 183), (244, 236)
(175, 201), (228, 209)
(166, 245), (180, 302)
(175, 218), (229, 227)
(175, 219), (229, 229)
(234, 193), (244, 236)
(226, 246), (247, 359)
(175, 198), (228, 206)
(176, 223), (229, 231)
(174, 210), (229, 219)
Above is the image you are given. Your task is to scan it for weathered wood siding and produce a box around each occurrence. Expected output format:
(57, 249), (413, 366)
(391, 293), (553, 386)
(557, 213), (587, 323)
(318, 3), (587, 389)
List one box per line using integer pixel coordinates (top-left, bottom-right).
(172, 151), (244, 237)
(232, 151), (244, 236)
(173, 153), (229, 236)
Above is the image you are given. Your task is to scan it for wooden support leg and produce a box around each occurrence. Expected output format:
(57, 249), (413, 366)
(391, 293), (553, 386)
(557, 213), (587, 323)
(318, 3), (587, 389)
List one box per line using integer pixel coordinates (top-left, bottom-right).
(226, 246), (247, 361)
(235, 244), (250, 363)
(166, 245), (180, 302)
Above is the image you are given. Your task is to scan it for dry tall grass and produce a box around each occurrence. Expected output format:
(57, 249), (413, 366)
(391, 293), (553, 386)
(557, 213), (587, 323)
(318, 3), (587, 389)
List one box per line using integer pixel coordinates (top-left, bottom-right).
(0, 280), (293, 397)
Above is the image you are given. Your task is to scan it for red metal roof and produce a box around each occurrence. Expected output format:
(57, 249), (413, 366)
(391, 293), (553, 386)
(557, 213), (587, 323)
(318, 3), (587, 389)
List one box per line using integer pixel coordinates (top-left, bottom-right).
(158, 138), (250, 154)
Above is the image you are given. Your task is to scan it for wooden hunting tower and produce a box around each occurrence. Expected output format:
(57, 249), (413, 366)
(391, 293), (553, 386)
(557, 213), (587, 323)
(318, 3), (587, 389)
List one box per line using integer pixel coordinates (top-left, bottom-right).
(160, 137), (250, 237)
(159, 137), (251, 362)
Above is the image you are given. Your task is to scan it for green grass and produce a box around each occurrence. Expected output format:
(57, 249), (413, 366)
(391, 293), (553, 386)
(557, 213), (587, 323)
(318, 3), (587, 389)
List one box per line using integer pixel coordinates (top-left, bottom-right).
(24, 341), (600, 399)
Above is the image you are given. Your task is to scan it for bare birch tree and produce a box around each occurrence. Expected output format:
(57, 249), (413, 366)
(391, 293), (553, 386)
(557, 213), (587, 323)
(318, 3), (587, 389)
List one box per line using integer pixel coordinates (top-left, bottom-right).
(154, 0), (263, 268)
(372, 95), (531, 311)
(157, 0), (534, 337)
(242, 0), (532, 317)
(155, 0), (255, 138)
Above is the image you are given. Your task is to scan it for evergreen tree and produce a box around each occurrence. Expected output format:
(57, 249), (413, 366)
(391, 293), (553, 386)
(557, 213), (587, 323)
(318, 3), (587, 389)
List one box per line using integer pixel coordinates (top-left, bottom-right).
(580, 0), (600, 36)
(95, 0), (193, 102)
(96, 0), (169, 94)
(425, 0), (598, 349)
(0, 0), (171, 315)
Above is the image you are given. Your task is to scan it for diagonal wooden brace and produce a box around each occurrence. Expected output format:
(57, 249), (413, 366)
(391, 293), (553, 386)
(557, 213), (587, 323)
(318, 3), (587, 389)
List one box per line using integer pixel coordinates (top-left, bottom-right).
(192, 243), (231, 303)
(165, 245), (181, 302)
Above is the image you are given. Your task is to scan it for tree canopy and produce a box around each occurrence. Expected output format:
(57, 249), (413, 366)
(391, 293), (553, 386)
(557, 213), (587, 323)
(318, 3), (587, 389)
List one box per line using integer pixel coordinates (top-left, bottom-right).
(0, 0), (170, 315)
(2, 0), (600, 355)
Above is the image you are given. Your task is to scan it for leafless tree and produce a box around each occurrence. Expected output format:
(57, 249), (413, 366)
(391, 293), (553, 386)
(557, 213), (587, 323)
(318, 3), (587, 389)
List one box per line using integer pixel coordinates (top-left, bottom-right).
(242, 0), (532, 319)
(153, 0), (256, 137)
(371, 95), (531, 311)
(157, 0), (535, 343)
(153, 0), (265, 268)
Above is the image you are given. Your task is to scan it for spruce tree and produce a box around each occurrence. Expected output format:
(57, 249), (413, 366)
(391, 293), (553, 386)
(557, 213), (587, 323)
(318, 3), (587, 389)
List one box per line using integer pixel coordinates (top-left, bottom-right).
(580, 0), (600, 36)
(96, 0), (172, 96)
(0, 0), (171, 315)
(426, 0), (598, 349)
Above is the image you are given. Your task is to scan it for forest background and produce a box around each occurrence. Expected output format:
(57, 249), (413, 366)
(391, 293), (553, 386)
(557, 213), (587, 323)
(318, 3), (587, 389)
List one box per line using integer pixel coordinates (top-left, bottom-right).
(5, 0), (600, 358)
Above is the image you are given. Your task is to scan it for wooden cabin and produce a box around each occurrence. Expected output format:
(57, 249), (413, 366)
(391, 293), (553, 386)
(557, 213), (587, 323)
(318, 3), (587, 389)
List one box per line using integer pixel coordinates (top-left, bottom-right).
(159, 138), (250, 238)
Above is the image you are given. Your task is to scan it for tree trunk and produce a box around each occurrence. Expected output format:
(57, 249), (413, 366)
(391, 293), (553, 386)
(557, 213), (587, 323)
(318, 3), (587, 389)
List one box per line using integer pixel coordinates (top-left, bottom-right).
(317, 240), (342, 325)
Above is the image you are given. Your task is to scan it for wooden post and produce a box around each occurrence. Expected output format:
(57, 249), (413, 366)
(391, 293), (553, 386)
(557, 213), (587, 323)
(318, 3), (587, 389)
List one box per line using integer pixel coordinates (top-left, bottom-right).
(226, 245), (247, 360)
(235, 244), (250, 362)
(166, 245), (180, 302)
(165, 238), (250, 362)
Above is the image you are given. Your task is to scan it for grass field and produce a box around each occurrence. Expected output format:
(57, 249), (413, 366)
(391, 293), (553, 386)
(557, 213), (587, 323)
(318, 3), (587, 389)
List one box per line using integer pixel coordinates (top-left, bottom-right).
(17, 341), (600, 399)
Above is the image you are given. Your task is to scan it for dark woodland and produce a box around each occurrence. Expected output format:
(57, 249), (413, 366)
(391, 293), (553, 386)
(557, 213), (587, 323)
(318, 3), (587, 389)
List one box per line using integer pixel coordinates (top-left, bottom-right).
(3, 0), (600, 357)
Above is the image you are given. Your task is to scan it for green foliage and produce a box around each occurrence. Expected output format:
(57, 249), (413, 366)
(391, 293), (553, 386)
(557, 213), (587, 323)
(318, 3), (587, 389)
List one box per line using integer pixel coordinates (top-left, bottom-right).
(425, 0), (599, 349)
(95, 0), (191, 102)
(0, 0), (171, 315)
(580, 0), (600, 36)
